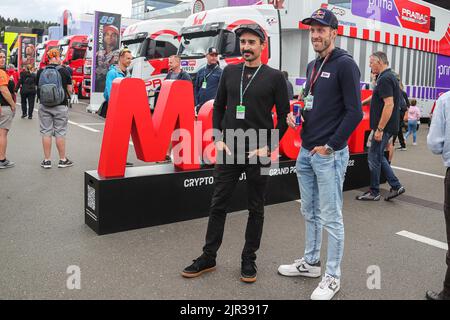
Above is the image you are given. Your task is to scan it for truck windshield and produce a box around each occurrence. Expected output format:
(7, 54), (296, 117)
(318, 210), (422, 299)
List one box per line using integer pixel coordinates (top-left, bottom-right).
(72, 48), (86, 60)
(178, 33), (219, 58)
(121, 39), (144, 58)
(36, 47), (44, 62)
(60, 44), (69, 60)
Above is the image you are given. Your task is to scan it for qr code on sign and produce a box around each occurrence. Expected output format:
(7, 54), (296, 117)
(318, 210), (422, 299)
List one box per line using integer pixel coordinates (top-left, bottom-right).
(87, 185), (96, 211)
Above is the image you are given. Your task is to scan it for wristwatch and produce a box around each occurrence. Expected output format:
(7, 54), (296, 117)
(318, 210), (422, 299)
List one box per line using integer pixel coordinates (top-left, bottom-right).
(376, 127), (384, 132)
(324, 144), (334, 155)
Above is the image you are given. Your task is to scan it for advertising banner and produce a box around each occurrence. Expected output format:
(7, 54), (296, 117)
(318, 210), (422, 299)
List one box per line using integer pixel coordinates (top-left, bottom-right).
(351, 0), (430, 33)
(436, 55), (450, 97)
(92, 11), (121, 93)
(18, 35), (37, 70)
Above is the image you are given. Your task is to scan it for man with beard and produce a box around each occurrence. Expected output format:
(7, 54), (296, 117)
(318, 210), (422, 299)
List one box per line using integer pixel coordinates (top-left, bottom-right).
(278, 8), (362, 300)
(181, 24), (289, 283)
(96, 25), (120, 92)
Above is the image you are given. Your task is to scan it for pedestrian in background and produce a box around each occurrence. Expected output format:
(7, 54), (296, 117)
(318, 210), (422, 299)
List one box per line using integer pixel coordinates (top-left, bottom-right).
(36, 48), (73, 169)
(16, 64), (36, 119)
(356, 51), (405, 202)
(404, 98), (421, 146)
(194, 47), (222, 115)
(0, 50), (16, 169)
(282, 71), (294, 100)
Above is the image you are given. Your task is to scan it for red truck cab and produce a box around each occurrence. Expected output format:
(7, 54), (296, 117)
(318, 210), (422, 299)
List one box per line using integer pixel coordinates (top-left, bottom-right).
(59, 35), (89, 98)
(36, 40), (59, 70)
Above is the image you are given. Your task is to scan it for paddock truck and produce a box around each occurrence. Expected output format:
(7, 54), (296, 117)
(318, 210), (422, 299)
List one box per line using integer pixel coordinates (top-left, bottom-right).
(59, 35), (89, 98)
(35, 40), (59, 70)
(121, 18), (185, 107)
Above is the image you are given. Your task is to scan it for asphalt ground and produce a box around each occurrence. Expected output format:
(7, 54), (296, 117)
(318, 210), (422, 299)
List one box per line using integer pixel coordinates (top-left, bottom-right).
(0, 99), (448, 300)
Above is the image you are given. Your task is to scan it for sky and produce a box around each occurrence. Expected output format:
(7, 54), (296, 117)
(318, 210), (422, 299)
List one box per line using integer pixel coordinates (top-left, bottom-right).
(0, 0), (133, 22)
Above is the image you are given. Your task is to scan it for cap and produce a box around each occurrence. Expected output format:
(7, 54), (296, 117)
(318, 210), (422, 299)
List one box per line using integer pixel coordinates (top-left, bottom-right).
(103, 24), (119, 34)
(301, 8), (339, 29)
(47, 48), (60, 59)
(207, 47), (218, 55)
(235, 24), (265, 41)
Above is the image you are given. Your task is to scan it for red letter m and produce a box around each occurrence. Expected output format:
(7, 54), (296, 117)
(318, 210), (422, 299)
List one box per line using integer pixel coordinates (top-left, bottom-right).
(98, 78), (200, 178)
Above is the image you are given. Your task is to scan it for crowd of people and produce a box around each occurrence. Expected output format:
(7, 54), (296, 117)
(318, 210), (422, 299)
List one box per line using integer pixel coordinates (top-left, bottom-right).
(1, 7), (449, 301)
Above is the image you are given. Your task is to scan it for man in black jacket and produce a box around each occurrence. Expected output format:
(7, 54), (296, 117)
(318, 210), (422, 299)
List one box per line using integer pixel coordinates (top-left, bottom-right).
(278, 8), (363, 300)
(16, 64), (36, 119)
(193, 47), (222, 114)
(181, 24), (289, 283)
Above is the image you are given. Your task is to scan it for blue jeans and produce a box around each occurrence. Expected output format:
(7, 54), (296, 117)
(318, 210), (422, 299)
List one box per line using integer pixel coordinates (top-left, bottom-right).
(405, 120), (418, 143)
(368, 132), (402, 195)
(296, 146), (349, 279)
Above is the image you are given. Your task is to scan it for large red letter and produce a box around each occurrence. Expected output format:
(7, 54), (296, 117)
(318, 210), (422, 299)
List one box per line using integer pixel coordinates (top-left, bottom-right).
(98, 78), (200, 178)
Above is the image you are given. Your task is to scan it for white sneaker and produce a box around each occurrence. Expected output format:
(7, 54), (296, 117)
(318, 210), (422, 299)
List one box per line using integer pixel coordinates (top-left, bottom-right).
(278, 257), (321, 278)
(413, 142), (417, 146)
(311, 274), (341, 300)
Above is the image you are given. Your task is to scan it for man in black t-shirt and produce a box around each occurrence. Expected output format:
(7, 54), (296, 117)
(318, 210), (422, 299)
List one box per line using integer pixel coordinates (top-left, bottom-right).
(36, 48), (74, 169)
(357, 51), (405, 201)
(181, 24), (289, 283)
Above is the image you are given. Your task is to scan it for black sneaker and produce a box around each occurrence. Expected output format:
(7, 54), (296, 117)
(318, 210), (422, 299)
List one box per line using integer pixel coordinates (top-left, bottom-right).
(426, 290), (450, 300)
(58, 158), (74, 168)
(41, 160), (52, 169)
(240, 261), (257, 283)
(384, 186), (405, 201)
(0, 159), (15, 169)
(356, 191), (381, 201)
(21, 114), (27, 118)
(181, 255), (216, 278)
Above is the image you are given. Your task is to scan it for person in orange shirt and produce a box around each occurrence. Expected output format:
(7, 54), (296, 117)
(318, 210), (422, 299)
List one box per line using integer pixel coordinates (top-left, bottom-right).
(0, 50), (17, 169)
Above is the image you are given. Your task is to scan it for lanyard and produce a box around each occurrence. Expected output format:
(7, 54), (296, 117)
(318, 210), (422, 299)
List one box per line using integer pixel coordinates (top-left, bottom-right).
(240, 64), (263, 105)
(204, 65), (218, 82)
(307, 53), (331, 96)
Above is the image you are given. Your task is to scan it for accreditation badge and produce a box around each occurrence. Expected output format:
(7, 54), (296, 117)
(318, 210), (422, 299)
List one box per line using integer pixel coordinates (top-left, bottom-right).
(202, 81), (207, 89)
(236, 105), (246, 120)
(304, 95), (314, 111)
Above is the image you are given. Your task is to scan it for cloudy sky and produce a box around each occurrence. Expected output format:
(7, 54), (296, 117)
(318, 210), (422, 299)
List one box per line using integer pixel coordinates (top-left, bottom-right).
(0, 0), (133, 22)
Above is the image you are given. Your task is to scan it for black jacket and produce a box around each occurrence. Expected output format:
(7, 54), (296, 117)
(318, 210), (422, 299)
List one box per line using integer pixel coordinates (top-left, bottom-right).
(301, 48), (363, 151)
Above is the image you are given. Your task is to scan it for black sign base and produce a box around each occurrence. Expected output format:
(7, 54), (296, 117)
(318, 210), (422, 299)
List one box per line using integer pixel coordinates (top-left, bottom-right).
(85, 153), (375, 235)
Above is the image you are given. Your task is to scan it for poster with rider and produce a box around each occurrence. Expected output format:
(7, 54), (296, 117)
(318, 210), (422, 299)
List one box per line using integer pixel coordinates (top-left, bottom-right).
(92, 11), (121, 93)
(18, 36), (36, 71)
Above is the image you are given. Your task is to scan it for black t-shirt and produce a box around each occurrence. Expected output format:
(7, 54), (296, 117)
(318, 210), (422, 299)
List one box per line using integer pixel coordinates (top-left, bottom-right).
(36, 64), (72, 106)
(213, 63), (289, 154)
(370, 68), (400, 134)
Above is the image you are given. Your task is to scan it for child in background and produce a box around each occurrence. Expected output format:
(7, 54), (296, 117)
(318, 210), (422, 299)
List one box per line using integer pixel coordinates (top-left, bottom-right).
(404, 99), (421, 145)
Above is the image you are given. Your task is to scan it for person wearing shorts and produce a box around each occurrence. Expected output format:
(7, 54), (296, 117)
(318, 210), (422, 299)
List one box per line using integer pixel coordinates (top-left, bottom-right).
(36, 48), (74, 169)
(0, 50), (16, 169)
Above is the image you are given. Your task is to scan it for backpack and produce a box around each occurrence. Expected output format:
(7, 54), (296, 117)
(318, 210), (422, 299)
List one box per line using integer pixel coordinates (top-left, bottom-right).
(22, 72), (36, 95)
(38, 65), (65, 107)
(398, 93), (407, 112)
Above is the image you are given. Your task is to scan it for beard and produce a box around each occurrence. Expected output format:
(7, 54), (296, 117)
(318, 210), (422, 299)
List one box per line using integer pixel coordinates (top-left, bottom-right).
(312, 37), (331, 55)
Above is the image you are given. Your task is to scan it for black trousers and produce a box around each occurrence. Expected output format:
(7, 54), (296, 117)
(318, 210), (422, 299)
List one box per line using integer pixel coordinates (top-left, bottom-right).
(443, 168), (450, 296)
(203, 163), (269, 262)
(21, 93), (36, 117)
(392, 111), (406, 148)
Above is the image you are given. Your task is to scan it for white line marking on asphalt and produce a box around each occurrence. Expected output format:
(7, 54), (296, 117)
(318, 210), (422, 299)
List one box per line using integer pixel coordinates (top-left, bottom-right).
(396, 230), (448, 250)
(391, 166), (445, 179)
(68, 121), (100, 133)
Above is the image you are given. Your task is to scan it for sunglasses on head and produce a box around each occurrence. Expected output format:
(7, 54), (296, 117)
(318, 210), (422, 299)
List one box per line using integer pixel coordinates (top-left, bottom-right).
(119, 48), (131, 57)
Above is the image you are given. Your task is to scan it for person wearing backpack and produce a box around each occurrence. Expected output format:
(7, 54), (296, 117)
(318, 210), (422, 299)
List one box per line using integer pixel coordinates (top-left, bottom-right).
(16, 64), (37, 119)
(36, 49), (74, 169)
